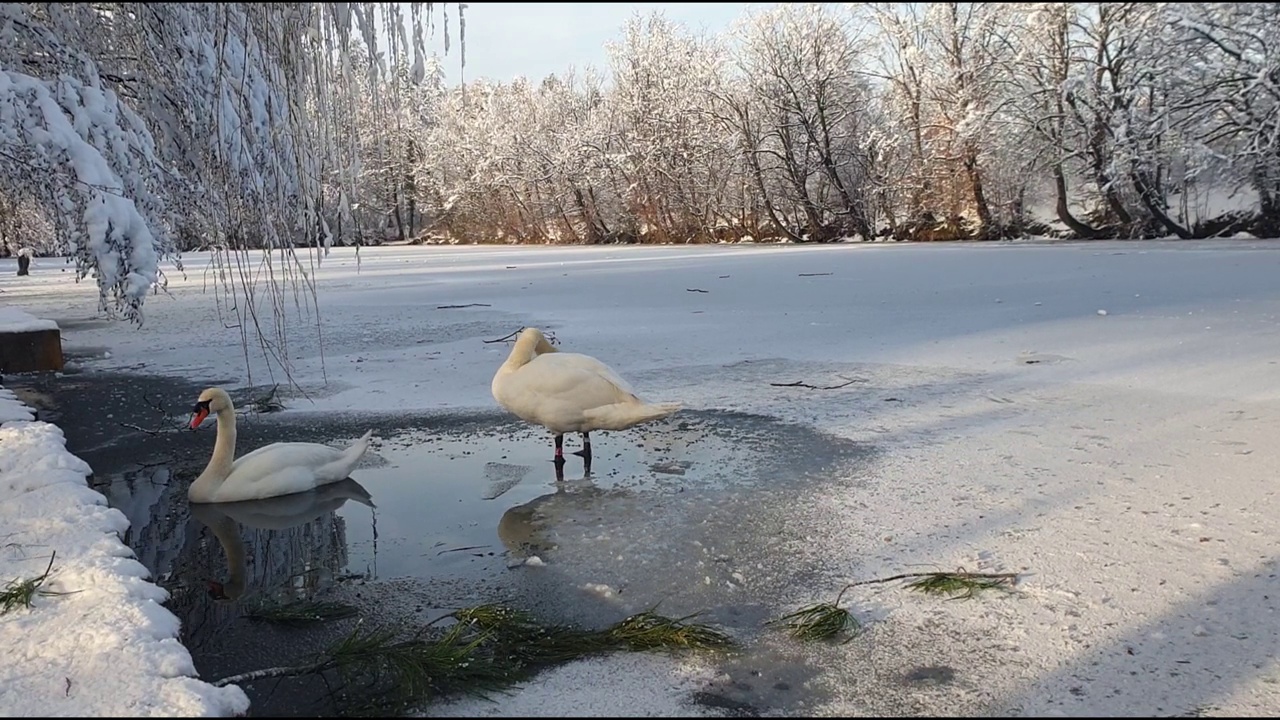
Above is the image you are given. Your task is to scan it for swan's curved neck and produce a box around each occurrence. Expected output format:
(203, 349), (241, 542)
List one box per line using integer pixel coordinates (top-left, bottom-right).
(192, 408), (237, 498)
(502, 333), (557, 372)
(502, 335), (539, 371)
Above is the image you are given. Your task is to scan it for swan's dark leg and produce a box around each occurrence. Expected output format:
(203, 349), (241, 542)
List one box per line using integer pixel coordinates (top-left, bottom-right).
(571, 432), (592, 460)
(554, 433), (566, 465)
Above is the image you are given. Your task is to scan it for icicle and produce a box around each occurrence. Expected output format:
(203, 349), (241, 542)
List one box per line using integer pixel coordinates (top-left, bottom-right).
(411, 3), (427, 84)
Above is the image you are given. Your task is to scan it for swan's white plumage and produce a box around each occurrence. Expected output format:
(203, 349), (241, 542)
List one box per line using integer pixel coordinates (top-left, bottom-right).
(491, 328), (681, 435)
(188, 387), (374, 503)
(221, 438), (369, 498)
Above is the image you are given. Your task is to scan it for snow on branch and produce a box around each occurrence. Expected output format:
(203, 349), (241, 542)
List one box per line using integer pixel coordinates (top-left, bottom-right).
(0, 2), (463, 326)
(0, 5), (170, 322)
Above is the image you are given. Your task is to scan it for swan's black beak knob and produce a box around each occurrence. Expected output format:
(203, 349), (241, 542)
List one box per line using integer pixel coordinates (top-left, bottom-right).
(189, 400), (211, 431)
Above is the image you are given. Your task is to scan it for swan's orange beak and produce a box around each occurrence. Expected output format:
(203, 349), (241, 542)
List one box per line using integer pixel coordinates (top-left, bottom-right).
(189, 401), (210, 430)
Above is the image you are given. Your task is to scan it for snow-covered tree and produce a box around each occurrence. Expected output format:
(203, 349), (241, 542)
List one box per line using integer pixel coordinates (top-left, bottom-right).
(727, 3), (878, 241)
(207, 0), (1280, 260)
(1168, 2), (1280, 233)
(1004, 3), (1101, 237)
(0, 2), (465, 326)
(603, 12), (738, 243)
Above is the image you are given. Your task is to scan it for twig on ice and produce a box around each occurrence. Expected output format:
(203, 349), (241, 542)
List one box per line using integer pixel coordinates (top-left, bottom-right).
(117, 421), (169, 436)
(482, 330), (521, 344)
(434, 544), (492, 556)
(769, 375), (863, 390)
(119, 393), (187, 435)
(482, 328), (558, 345)
(213, 661), (328, 687)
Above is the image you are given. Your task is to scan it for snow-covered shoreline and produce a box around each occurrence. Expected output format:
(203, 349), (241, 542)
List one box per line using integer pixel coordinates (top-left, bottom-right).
(0, 386), (248, 717)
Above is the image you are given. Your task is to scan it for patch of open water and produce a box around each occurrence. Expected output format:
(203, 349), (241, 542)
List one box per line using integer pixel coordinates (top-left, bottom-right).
(9, 368), (878, 717)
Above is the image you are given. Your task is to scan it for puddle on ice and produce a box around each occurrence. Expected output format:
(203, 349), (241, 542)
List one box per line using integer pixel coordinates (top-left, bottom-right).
(338, 409), (842, 593)
(10, 370), (876, 716)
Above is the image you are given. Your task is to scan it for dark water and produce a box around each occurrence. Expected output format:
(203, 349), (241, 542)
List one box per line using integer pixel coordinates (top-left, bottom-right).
(8, 368), (876, 717)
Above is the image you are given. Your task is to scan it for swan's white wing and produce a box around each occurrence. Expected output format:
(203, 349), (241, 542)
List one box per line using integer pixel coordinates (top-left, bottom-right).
(514, 354), (640, 415)
(560, 353), (640, 397)
(224, 442), (345, 490)
(528, 352), (641, 400)
(218, 464), (319, 502)
(232, 441), (344, 471)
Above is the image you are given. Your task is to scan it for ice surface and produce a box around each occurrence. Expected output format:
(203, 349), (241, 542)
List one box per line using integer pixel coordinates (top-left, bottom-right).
(4, 238), (1280, 716)
(421, 652), (719, 717)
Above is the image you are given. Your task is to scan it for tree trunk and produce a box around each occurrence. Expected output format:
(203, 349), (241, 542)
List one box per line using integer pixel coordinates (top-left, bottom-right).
(573, 186), (605, 244)
(1053, 164), (1101, 238)
(816, 152), (870, 240)
(1131, 169), (1191, 238)
(1088, 126), (1132, 226)
(405, 139), (419, 237)
(587, 186), (612, 239)
(963, 145), (994, 239)
(391, 197), (406, 244)
(776, 128), (824, 239)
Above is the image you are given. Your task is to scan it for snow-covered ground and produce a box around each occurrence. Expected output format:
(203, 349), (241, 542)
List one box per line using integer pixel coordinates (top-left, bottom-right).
(4, 238), (1280, 716)
(0, 387), (249, 716)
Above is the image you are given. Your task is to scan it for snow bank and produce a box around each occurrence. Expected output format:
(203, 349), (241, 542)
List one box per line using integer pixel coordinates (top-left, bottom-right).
(0, 387), (36, 422)
(0, 306), (58, 333)
(0, 390), (248, 717)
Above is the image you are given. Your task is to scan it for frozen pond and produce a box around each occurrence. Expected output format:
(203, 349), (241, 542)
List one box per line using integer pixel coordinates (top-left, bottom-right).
(7, 239), (1280, 717)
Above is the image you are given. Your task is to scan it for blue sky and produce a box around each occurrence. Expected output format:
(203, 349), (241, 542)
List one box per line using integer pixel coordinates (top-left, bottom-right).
(416, 3), (771, 85)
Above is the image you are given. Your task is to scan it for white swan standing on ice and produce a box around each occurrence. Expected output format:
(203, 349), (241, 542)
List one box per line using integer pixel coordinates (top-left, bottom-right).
(187, 387), (375, 503)
(491, 328), (682, 465)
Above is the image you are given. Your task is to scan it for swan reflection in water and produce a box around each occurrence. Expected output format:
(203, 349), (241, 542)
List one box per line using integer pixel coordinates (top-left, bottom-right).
(188, 477), (375, 602)
(496, 461), (613, 560)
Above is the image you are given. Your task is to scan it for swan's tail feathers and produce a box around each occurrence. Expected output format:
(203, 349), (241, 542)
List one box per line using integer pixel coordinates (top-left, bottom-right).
(343, 430), (375, 464)
(582, 401), (683, 431)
